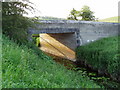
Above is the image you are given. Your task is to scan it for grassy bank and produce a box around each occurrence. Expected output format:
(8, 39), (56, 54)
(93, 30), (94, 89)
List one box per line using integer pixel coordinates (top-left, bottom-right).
(2, 35), (102, 88)
(76, 36), (120, 81)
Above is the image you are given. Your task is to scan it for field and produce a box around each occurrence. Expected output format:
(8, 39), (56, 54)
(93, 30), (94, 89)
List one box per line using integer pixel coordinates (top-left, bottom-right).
(98, 16), (120, 23)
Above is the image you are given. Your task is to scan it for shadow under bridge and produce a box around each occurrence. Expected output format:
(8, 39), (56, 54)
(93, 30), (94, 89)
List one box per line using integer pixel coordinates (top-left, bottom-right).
(28, 28), (80, 61)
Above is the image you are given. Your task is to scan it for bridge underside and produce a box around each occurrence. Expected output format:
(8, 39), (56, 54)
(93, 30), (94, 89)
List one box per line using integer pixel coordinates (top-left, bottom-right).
(28, 28), (80, 61)
(39, 33), (76, 61)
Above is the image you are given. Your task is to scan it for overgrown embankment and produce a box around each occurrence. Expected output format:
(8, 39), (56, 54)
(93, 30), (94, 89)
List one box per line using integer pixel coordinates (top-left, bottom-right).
(2, 35), (102, 88)
(76, 36), (120, 81)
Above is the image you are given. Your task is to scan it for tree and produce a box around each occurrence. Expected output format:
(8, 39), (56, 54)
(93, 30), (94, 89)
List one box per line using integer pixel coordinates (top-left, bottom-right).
(67, 8), (79, 20)
(79, 5), (96, 21)
(2, 1), (35, 44)
(67, 5), (97, 21)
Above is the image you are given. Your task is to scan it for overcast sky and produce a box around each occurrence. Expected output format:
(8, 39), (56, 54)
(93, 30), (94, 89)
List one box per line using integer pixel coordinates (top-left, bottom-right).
(29, 0), (120, 19)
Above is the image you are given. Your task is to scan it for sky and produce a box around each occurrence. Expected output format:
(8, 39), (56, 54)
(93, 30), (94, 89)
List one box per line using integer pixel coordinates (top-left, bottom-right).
(28, 0), (120, 19)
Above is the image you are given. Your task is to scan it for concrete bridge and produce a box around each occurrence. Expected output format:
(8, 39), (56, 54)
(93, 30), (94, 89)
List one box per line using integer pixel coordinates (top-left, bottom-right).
(28, 20), (119, 60)
(28, 28), (80, 51)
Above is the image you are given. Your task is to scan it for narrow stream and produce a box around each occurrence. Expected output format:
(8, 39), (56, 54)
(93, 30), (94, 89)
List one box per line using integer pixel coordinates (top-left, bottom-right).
(45, 52), (120, 89)
(37, 34), (120, 89)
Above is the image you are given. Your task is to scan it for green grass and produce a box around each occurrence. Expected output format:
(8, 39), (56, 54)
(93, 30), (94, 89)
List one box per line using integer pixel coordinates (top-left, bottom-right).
(2, 35), (102, 88)
(76, 36), (120, 81)
(98, 16), (120, 23)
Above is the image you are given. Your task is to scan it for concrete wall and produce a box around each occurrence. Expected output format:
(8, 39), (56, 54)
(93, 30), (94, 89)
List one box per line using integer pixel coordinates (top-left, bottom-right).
(28, 28), (79, 50)
(47, 33), (77, 51)
(36, 20), (119, 45)
(39, 33), (76, 60)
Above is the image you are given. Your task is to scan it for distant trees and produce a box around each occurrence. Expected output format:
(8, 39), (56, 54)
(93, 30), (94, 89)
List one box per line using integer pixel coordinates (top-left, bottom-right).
(67, 5), (97, 21)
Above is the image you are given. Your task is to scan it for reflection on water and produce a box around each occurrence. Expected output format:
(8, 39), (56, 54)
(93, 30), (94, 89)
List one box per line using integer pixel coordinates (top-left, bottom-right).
(39, 34), (76, 61)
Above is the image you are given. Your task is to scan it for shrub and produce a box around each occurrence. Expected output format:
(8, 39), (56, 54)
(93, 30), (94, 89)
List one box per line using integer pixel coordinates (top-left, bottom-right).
(2, 2), (35, 45)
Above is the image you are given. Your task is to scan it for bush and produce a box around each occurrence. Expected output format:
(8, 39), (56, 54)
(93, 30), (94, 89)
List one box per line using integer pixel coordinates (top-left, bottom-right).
(76, 36), (120, 81)
(32, 34), (41, 47)
(2, 2), (35, 45)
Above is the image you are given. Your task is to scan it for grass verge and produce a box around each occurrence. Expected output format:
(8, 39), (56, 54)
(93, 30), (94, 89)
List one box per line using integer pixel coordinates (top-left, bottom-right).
(2, 35), (102, 88)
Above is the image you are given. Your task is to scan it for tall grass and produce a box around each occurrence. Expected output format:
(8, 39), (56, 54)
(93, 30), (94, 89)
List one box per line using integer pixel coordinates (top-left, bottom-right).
(76, 36), (120, 81)
(2, 35), (101, 88)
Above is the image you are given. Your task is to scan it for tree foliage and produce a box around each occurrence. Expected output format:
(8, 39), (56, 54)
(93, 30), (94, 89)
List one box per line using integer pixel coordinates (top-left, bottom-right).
(2, 1), (34, 44)
(67, 8), (79, 20)
(79, 5), (96, 21)
(67, 5), (97, 21)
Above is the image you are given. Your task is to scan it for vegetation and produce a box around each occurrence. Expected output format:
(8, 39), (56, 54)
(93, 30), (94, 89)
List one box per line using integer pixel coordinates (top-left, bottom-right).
(2, 35), (102, 88)
(76, 36), (120, 81)
(32, 34), (40, 47)
(67, 5), (97, 21)
(98, 16), (120, 23)
(67, 8), (79, 20)
(2, 1), (119, 88)
(2, 2), (35, 44)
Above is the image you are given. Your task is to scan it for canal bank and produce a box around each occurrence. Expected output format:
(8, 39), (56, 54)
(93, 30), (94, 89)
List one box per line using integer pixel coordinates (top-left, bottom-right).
(43, 51), (120, 89)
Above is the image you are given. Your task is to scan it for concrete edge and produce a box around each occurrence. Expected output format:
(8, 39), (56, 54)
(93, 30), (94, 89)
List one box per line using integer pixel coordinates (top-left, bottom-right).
(38, 20), (120, 25)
